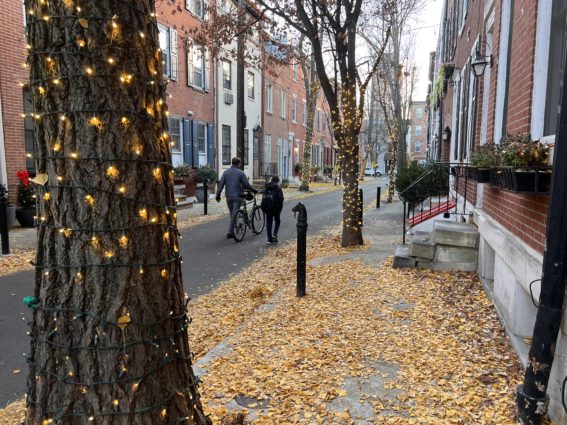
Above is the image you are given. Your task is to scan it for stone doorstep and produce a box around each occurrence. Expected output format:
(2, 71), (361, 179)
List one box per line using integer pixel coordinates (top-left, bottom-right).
(410, 238), (435, 260)
(433, 220), (479, 249)
(435, 244), (478, 263)
(416, 260), (477, 272)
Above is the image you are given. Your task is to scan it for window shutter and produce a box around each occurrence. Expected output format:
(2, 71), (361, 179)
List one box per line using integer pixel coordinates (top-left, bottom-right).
(183, 119), (192, 164)
(187, 39), (194, 86)
(204, 49), (210, 91)
(170, 29), (178, 81)
(207, 123), (215, 167)
(203, 0), (209, 21)
(192, 121), (199, 166)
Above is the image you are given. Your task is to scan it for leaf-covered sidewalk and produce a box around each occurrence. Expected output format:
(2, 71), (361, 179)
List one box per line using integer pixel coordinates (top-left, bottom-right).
(187, 232), (527, 424)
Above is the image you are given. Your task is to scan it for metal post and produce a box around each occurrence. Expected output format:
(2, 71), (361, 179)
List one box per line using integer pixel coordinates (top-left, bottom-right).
(292, 202), (307, 297)
(203, 179), (208, 216)
(0, 186), (10, 255)
(376, 186), (381, 209)
(358, 188), (363, 227)
(516, 55), (567, 424)
(402, 201), (406, 245)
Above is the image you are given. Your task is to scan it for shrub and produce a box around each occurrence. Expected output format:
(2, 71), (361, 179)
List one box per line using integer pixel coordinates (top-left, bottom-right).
(173, 164), (193, 178)
(470, 144), (501, 168)
(16, 170), (35, 209)
(500, 133), (550, 168)
(395, 163), (448, 204)
(194, 166), (218, 183)
(323, 165), (333, 175)
(294, 162), (302, 174)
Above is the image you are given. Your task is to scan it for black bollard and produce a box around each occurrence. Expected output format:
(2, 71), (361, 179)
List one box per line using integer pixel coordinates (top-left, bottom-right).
(203, 179), (208, 216)
(292, 202), (308, 297)
(358, 188), (363, 227)
(376, 186), (381, 209)
(0, 185), (10, 255)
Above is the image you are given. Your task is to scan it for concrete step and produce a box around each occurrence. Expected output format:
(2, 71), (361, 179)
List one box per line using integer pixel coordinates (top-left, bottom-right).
(433, 220), (479, 248)
(393, 245), (416, 269)
(176, 199), (193, 210)
(435, 244), (478, 263)
(416, 260), (477, 272)
(410, 231), (435, 260)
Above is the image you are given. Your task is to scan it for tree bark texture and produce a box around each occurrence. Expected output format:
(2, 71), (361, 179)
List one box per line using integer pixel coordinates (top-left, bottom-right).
(24, 1), (208, 424)
(299, 82), (319, 191)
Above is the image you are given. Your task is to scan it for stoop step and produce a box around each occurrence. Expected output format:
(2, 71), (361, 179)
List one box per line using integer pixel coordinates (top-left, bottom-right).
(416, 260), (477, 272)
(435, 244), (478, 264)
(410, 231), (435, 260)
(433, 220), (479, 248)
(393, 245), (416, 268)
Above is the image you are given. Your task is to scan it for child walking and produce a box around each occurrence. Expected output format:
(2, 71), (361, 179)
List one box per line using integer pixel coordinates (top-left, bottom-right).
(261, 176), (284, 244)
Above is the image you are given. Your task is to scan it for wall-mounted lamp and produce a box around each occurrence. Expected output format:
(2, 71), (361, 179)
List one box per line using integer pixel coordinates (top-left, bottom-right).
(471, 45), (492, 77)
(442, 126), (451, 142)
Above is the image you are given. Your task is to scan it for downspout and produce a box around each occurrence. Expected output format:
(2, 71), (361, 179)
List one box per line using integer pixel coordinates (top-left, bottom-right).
(516, 56), (567, 424)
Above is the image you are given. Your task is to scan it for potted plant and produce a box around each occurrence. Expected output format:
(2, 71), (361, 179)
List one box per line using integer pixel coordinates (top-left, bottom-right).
(499, 134), (551, 193)
(469, 143), (500, 183)
(15, 170), (36, 227)
(0, 184), (16, 230)
(173, 164), (197, 198)
(195, 166), (218, 203)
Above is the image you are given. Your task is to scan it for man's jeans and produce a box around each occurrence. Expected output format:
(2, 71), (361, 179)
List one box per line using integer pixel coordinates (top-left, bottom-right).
(226, 198), (242, 234)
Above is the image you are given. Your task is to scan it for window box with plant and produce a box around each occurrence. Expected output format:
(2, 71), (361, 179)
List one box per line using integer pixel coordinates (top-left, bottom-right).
(195, 166), (218, 203)
(490, 134), (552, 193)
(15, 170), (36, 228)
(173, 164), (197, 198)
(469, 143), (500, 183)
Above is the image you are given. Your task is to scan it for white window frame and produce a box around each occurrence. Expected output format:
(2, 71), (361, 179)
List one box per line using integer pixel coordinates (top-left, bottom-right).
(292, 95), (297, 123)
(280, 91), (287, 119)
(186, 0), (207, 20)
(302, 99), (307, 126)
(266, 83), (273, 113)
(416, 108), (423, 120)
(247, 71), (255, 99)
(222, 59), (232, 91)
(158, 24), (178, 81)
(169, 116), (182, 151)
(415, 125), (422, 136)
(187, 42), (209, 91)
(415, 142), (422, 153)
(264, 134), (272, 163)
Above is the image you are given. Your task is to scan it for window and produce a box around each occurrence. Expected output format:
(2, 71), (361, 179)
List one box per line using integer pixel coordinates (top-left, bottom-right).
(292, 62), (298, 81)
(280, 91), (287, 119)
(544, 0), (567, 136)
(302, 100), (307, 126)
(323, 113), (327, 132)
(222, 125), (231, 165)
(23, 88), (35, 174)
(247, 72), (255, 99)
(266, 84), (273, 113)
(317, 109), (321, 131)
(415, 142), (422, 153)
(169, 117), (181, 151)
(158, 24), (178, 80)
(415, 125), (422, 136)
(187, 42), (209, 90)
(264, 135), (272, 163)
(244, 129), (249, 165)
(416, 108), (423, 120)
(292, 95), (297, 123)
(222, 60), (232, 90)
(186, 0), (206, 20)
(197, 123), (206, 153)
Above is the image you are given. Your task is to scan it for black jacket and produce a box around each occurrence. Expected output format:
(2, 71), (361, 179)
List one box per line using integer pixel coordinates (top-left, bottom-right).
(264, 182), (284, 214)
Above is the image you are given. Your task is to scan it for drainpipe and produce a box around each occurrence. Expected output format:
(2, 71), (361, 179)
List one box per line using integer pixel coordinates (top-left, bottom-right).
(515, 59), (567, 424)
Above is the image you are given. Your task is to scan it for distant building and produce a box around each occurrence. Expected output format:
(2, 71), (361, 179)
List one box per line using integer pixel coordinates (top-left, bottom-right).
(406, 101), (428, 163)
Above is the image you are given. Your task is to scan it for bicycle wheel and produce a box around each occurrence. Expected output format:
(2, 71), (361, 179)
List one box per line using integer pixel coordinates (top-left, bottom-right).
(251, 206), (265, 234)
(232, 210), (247, 242)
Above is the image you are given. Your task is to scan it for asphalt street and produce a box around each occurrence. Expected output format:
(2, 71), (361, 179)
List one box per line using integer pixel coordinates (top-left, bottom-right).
(0, 178), (386, 407)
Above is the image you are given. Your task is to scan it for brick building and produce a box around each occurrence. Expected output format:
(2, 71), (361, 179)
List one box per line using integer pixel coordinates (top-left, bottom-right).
(428, 0), (566, 421)
(406, 100), (428, 163)
(0, 1), (30, 198)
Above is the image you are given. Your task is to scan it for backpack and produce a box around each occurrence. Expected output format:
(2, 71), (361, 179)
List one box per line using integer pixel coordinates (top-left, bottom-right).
(261, 187), (276, 214)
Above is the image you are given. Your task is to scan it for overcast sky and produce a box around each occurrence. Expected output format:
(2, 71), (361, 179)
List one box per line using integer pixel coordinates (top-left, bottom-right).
(412, 0), (444, 101)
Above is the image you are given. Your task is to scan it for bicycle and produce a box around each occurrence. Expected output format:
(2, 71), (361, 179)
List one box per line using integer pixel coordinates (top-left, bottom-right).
(231, 190), (265, 242)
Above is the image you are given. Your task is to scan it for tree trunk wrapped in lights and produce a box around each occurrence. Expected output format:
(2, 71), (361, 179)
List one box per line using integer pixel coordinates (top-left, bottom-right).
(24, 1), (208, 424)
(387, 128), (398, 203)
(299, 82), (319, 191)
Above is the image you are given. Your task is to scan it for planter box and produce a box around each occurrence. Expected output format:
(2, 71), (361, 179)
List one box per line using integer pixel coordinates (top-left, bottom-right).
(476, 168), (491, 183)
(16, 208), (36, 228)
(489, 167), (551, 193)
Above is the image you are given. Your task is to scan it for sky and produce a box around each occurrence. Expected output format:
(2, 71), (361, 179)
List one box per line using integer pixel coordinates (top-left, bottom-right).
(412, 0), (444, 101)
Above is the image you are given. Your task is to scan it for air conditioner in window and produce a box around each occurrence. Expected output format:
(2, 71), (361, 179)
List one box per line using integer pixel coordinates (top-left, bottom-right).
(224, 92), (234, 104)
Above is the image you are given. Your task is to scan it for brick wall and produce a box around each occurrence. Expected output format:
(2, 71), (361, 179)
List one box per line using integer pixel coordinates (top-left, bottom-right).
(0, 1), (29, 199)
(409, 101), (428, 161)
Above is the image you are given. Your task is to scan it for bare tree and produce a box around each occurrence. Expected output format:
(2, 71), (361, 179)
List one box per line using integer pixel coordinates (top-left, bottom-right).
(24, 1), (208, 423)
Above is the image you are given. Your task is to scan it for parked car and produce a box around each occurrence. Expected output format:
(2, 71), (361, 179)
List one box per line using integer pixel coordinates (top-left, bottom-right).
(364, 166), (382, 177)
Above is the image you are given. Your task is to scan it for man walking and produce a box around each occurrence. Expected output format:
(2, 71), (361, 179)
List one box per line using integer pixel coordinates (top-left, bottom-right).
(216, 157), (257, 238)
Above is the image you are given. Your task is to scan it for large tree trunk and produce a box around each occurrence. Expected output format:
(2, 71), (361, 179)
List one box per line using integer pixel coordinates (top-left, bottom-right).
(299, 83), (319, 191)
(25, 1), (208, 424)
(340, 142), (363, 247)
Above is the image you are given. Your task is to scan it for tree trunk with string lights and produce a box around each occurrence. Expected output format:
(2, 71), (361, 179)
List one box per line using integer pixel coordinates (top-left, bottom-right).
(24, 1), (208, 424)
(299, 82), (319, 191)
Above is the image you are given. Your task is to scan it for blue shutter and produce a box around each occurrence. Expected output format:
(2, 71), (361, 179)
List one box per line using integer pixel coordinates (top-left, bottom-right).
(207, 123), (215, 167)
(183, 119), (192, 164)
(192, 121), (199, 166)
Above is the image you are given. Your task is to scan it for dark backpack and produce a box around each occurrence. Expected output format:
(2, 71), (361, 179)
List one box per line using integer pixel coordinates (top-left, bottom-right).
(261, 188), (276, 214)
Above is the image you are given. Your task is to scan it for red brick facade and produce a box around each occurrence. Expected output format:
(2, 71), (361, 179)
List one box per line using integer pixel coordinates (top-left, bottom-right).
(408, 101), (428, 162)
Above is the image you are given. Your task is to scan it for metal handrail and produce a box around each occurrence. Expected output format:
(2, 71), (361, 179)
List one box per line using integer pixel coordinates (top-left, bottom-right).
(398, 168), (436, 197)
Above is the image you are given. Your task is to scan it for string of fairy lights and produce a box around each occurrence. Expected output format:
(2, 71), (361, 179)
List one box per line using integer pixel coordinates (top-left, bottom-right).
(300, 82), (320, 189)
(22, 0), (206, 424)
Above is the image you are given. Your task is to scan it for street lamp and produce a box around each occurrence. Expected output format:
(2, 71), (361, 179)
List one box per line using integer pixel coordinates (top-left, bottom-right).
(442, 126), (451, 142)
(471, 48), (492, 77)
